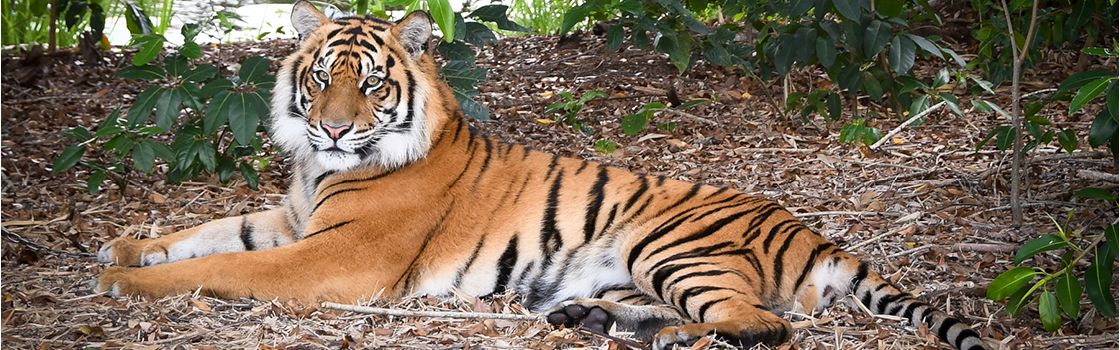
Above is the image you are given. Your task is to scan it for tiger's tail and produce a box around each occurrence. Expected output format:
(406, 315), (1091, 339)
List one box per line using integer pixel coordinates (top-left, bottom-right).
(848, 263), (987, 350)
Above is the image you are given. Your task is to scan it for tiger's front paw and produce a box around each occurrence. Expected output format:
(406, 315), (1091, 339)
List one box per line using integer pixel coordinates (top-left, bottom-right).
(546, 303), (615, 334)
(97, 236), (169, 267)
(91, 266), (139, 297)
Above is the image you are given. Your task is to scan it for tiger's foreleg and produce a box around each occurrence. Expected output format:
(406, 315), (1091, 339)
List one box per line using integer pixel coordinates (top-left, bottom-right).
(97, 208), (298, 267)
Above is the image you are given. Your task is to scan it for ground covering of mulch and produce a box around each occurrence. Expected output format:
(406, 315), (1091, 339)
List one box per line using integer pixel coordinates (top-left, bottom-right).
(1, 27), (1118, 350)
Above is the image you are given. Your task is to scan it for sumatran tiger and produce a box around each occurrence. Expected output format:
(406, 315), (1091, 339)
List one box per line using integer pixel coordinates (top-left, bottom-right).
(93, 2), (989, 349)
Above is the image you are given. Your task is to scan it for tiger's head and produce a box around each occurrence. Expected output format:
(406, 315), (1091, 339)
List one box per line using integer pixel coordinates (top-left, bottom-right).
(271, 1), (443, 172)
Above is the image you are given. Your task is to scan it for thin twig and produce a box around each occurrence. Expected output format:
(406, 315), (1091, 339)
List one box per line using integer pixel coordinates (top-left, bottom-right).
(792, 211), (901, 218)
(577, 327), (651, 350)
(870, 101), (945, 150)
(1031, 150), (1110, 162)
(846, 224), (914, 251)
(732, 147), (815, 154)
(953, 243), (1017, 254)
(321, 302), (540, 321)
(159, 321), (260, 344)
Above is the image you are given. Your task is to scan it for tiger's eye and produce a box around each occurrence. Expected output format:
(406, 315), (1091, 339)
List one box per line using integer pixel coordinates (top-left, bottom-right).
(316, 70), (329, 81)
(365, 76), (381, 86)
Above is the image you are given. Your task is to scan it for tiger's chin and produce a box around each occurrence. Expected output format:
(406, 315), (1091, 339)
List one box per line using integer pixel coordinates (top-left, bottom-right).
(314, 150), (363, 172)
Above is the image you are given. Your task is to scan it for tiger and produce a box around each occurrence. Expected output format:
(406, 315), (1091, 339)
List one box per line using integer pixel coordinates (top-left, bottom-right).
(93, 2), (989, 349)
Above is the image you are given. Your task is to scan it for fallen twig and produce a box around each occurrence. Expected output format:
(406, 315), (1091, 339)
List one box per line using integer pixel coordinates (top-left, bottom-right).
(846, 224), (915, 251)
(1030, 150), (1110, 162)
(870, 101), (946, 150)
(792, 211), (900, 218)
(321, 302), (541, 321)
(953, 243), (1017, 254)
(577, 327), (651, 350)
(732, 147), (815, 154)
(1077, 169), (1118, 183)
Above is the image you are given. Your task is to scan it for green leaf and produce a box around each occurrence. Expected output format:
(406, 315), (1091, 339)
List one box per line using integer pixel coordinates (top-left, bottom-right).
(1066, 0), (1093, 33)
(832, 0), (862, 21)
(816, 36), (836, 69)
(200, 78), (235, 99)
(131, 34), (164, 66)
(1055, 274), (1082, 318)
(1057, 129), (1078, 152)
(560, 5), (588, 35)
(621, 112), (649, 136)
(437, 41), (476, 63)
(863, 74), (884, 102)
(463, 22), (498, 48)
(165, 53), (189, 78)
(126, 86), (164, 128)
(198, 140), (217, 171)
(1070, 78), (1113, 114)
(987, 266), (1039, 301)
(113, 64), (165, 80)
(995, 125), (1016, 151)
(863, 20), (891, 56)
(63, 126), (91, 141)
(239, 162), (260, 190)
(181, 22), (201, 42)
(52, 145), (86, 174)
(104, 135), (134, 154)
(1039, 290), (1062, 332)
(428, 0), (454, 41)
(87, 171), (107, 195)
(838, 64), (864, 92)
(228, 93), (260, 146)
(154, 87), (182, 132)
(182, 64), (218, 83)
(888, 35), (916, 75)
(1088, 105), (1119, 148)
(1072, 187), (1117, 203)
(238, 56), (271, 84)
(827, 93), (842, 121)
(1085, 253), (1118, 318)
(1014, 234), (1066, 265)
(178, 41), (202, 60)
(454, 89), (490, 121)
(903, 33), (942, 59)
(205, 91), (233, 135)
(1006, 283), (1034, 318)
(1107, 225), (1119, 258)
(675, 99), (708, 109)
(468, 5), (529, 32)
(133, 139), (157, 174)
(606, 25), (624, 52)
(939, 92), (963, 117)
(1057, 70), (1112, 94)
(681, 17), (709, 34)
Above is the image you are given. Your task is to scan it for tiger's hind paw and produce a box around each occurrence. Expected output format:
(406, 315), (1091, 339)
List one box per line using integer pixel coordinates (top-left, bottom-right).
(546, 304), (615, 334)
(97, 236), (169, 267)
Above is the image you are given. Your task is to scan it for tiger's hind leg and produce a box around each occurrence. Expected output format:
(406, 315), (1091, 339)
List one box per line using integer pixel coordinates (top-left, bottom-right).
(546, 289), (686, 340)
(649, 298), (793, 350)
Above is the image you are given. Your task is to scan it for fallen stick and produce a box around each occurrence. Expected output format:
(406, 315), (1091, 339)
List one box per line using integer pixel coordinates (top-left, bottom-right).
(659, 107), (719, 125)
(953, 243), (1018, 254)
(732, 147), (815, 154)
(321, 302), (540, 321)
(1077, 169), (1118, 183)
(870, 101), (946, 150)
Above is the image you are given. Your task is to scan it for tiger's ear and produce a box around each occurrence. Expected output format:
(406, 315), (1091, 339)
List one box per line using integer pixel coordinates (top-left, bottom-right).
(394, 11), (432, 60)
(291, 1), (330, 41)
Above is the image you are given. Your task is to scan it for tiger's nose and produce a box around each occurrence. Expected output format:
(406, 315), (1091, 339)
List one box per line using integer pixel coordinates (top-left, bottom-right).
(320, 122), (353, 140)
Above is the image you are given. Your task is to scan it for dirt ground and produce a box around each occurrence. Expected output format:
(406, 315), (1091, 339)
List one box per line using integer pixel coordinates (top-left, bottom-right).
(1, 27), (1117, 350)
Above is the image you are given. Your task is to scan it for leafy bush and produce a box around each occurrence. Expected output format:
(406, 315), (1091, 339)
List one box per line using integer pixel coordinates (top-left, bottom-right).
(545, 90), (608, 132)
(2, 0), (106, 47)
(53, 24), (274, 192)
(560, 0), (963, 144)
(987, 189), (1118, 331)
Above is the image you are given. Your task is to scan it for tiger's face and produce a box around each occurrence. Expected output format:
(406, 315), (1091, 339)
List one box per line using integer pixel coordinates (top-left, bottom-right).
(271, 2), (436, 172)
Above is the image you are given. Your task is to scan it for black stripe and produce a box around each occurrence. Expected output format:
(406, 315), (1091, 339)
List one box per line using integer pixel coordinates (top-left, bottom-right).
(452, 238), (486, 289)
(472, 137), (494, 187)
(305, 220), (354, 238)
(770, 227), (805, 297)
(887, 296), (913, 315)
(761, 219), (802, 253)
(623, 176), (649, 212)
(696, 296), (731, 322)
(539, 171), (565, 255)
(240, 217), (256, 251)
(626, 212), (696, 271)
(583, 165), (609, 242)
(659, 268), (736, 301)
(654, 183), (703, 217)
(901, 300), (923, 320)
(320, 172), (392, 193)
(314, 187), (365, 211)
(493, 235), (519, 293)
(702, 186), (729, 200)
(675, 286), (731, 318)
(936, 317), (962, 349)
(875, 292), (905, 314)
(650, 261), (709, 300)
(313, 171), (336, 190)
(645, 209), (752, 259)
(790, 242), (834, 293)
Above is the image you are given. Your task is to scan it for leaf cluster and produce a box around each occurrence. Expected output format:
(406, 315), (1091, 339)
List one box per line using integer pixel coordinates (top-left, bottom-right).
(987, 190), (1119, 331)
(53, 23), (275, 193)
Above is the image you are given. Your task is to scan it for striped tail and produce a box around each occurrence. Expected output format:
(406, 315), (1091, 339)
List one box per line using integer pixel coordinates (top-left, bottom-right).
(850, 263), (988, 350)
